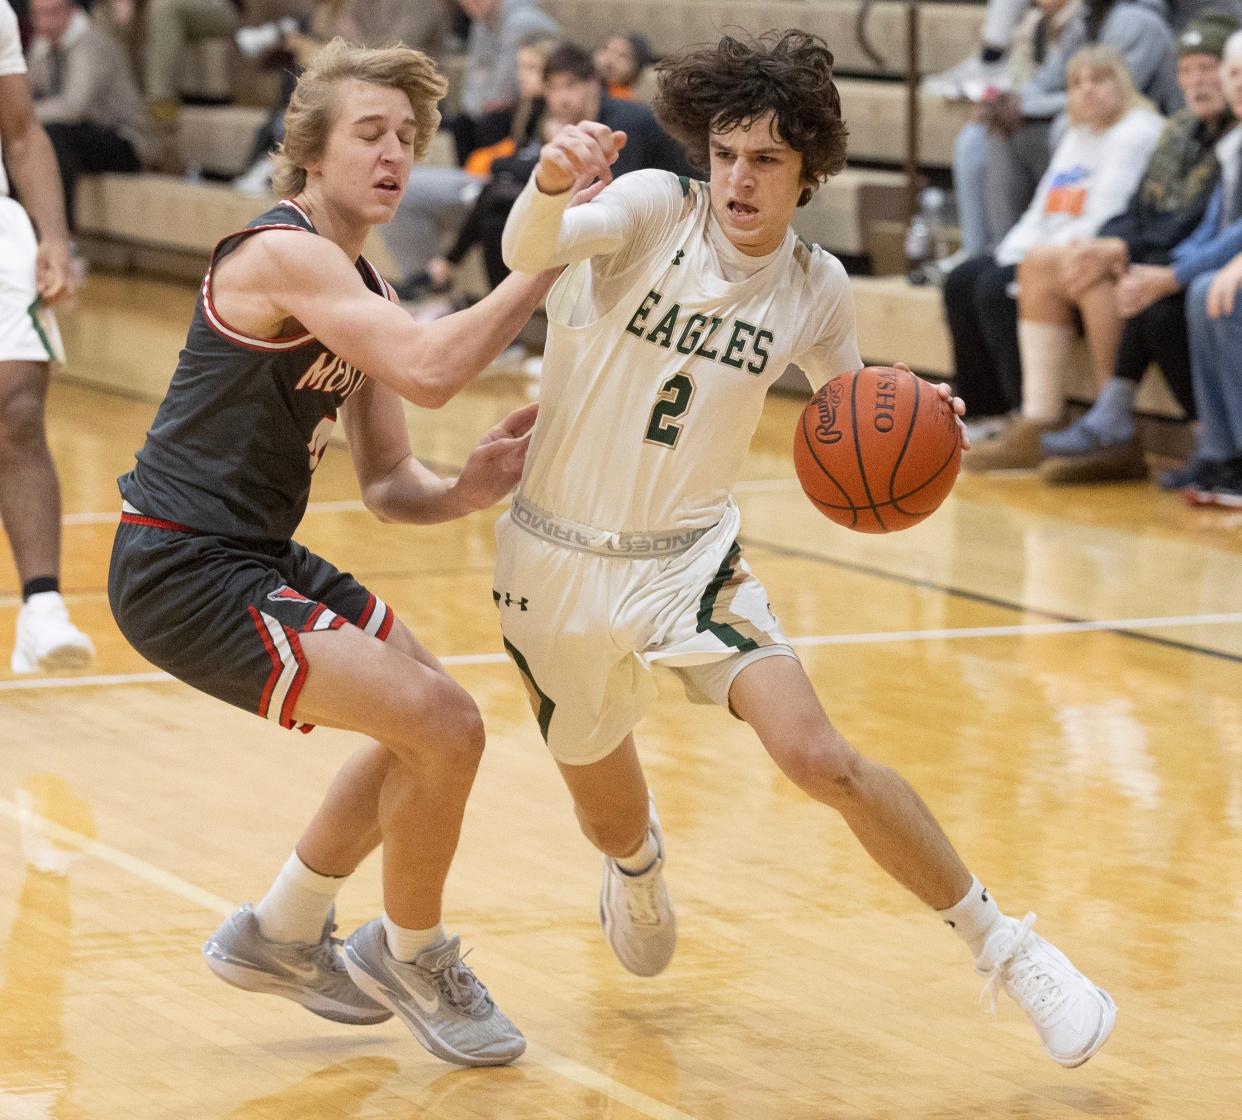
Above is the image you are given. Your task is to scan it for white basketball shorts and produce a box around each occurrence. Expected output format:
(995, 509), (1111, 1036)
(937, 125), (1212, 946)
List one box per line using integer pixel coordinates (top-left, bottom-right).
(493, 494), (797, 765)
(0, 196), (65, 365)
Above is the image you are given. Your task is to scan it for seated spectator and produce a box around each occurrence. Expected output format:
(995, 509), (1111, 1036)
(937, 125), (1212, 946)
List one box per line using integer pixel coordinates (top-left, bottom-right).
(233, 0), (450, 195)
(447, 0), (558, 164)
(435, 42), (691, 295)
(27, 0), (150, 229)
(334, 0), (448, 55)
(950, 0), (1082, 263)
(925, 0), (1033, 99)
(1034, 12), (1238, 483)
(100, 0), (243, 123)
(1182, 248), (1242, 504)
(381, 33), (558, 299)
(593, 32), (651, 100)
(387, 41), (694, 302)
(944, 45), (1164, 457)
(980, 0), (1181, 246)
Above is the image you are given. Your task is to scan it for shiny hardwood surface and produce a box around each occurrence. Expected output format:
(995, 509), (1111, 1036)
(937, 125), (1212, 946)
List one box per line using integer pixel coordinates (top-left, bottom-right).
(0, 274), (1240, 1119)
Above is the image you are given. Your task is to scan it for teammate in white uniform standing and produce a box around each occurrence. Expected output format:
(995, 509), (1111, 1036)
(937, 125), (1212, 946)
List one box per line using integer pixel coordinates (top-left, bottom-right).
(0, 0), (93, 672)
(499, 30), (1117, 1067)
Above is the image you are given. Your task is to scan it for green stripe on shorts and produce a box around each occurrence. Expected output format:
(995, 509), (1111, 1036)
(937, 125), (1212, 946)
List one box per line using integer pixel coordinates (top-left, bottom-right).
(503, 638), (556, 742)
(695, 540), (760, 652)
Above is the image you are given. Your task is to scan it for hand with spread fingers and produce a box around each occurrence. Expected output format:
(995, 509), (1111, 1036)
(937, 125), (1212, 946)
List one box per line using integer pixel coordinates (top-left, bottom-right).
(534, 122), (628, 195)
(452, 402), (540, 512)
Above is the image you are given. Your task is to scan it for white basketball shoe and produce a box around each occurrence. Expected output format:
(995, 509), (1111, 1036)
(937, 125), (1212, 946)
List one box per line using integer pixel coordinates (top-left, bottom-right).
(599, 795), (677, 976)
(975, 912), (1117, 1067)
(11, 591), (94, 673)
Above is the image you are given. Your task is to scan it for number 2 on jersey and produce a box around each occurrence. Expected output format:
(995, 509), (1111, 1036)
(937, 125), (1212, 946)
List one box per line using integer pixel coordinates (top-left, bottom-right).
(644, 372), (696, 448)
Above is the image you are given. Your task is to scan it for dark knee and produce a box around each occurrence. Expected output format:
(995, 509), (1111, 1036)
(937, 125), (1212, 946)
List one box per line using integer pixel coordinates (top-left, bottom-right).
(0, 387), (47, 453)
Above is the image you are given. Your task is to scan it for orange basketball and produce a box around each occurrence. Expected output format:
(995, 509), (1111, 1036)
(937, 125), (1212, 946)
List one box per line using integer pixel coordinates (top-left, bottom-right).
(793, 367), (962, 533)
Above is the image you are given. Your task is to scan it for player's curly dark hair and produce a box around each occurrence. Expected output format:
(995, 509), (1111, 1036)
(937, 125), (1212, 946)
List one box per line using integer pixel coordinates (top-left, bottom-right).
(652, 30), (848, 207)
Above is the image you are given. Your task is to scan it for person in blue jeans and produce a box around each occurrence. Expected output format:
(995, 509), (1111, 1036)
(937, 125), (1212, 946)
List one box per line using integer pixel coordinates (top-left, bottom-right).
(1183, 249), (1242, 505)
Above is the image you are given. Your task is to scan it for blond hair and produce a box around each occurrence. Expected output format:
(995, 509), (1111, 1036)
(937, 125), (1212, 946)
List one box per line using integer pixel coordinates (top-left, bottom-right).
(272, 38), (447, 196)
(1065, 45), (1152, 126)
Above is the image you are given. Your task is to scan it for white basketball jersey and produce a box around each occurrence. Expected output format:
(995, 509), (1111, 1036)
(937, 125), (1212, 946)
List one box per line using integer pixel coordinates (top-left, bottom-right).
(520, 173), (861, 532)
(0, 1), (29, 198)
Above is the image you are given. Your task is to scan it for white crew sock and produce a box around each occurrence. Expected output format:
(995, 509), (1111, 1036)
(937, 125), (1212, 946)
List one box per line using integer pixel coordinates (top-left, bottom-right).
(254, 850), (347, 944)
(614, 828), (660, 875)
(1017, 320), (1075, 422)
(937, 875), (1007, 958)
(382, 915), (446, 963)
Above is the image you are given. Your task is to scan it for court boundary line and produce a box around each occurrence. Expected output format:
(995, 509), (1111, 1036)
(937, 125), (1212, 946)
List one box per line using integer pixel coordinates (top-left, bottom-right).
(3, 612), (1241, 692)
(0, 796), (701, 1120)
(742, 535), (1242, 665)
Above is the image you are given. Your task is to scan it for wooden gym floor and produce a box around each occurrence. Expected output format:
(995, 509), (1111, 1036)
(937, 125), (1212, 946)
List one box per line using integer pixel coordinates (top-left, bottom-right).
(1, 274), (1240, 1119)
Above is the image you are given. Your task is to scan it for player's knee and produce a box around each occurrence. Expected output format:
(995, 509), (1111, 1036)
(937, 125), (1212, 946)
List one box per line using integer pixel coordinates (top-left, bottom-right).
(432, 688), (487, 770)
(782, 731), (863, 804)
(0, 388), (47, 454)
(574, 800), (647, 857)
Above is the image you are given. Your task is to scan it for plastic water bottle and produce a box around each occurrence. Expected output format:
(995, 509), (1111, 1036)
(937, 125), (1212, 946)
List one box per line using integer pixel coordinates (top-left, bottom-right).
(904, 209), (931, 286)
(921, 186), (950, 262)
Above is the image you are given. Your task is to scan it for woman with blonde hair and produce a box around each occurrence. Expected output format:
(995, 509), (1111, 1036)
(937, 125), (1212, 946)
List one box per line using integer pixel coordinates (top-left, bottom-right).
(956, 45), (1165, 469)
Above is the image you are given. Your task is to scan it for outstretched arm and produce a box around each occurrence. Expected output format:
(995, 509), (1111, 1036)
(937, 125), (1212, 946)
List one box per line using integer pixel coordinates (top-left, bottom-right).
(343, 380), (537, 524)
(227, 230), (555, 408)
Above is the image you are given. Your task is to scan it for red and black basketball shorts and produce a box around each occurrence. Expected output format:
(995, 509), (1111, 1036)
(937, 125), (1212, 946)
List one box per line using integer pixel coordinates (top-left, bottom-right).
(108, 508), (396, 733)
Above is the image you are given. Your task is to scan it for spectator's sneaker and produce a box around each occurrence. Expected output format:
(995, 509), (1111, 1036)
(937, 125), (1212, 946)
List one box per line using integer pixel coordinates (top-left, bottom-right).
(975, 913), (1116, 1068)
(1039, 438), (1147, 485)
(922, 52), (1010, 100)
(963, 417), (1061, 471)
(600, 796), (676, 976)
(11, 592), (94, 674)
(1185, 457), (1242, 507)
(343, 921), (525, 1067)
(204, 904), (392, 1025)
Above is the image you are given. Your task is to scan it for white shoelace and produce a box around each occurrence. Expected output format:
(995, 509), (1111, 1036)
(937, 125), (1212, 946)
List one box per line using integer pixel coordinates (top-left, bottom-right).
(620, 869), (666, 926)
(979, 912), (1065, 1023)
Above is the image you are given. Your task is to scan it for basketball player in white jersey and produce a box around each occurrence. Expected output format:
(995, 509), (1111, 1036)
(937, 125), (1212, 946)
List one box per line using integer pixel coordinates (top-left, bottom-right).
(498, 30), (1117, 1067)
(0, 0), (94, 673)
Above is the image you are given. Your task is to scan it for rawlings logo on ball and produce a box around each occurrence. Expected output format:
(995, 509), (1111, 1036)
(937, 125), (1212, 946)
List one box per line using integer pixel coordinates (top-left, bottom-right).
(813, 380), (845, 445)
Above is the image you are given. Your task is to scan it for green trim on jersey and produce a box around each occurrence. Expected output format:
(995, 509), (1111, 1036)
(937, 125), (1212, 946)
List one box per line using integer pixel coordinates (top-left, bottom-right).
(26, 299), (56, 362)
(503, 637), (556, 741)
(695, 540), (760, 651)
(677, 175), (692, 197)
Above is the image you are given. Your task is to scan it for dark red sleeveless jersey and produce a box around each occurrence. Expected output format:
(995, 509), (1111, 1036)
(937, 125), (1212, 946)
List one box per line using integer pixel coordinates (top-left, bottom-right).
(118, 199), (391, 541)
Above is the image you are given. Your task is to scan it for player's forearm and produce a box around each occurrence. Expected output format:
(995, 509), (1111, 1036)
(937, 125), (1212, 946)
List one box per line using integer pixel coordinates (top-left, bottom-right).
(363, 455), (470, 524)
(5, 124), (71, 246)
(400, 269), (555, 406)
(502, 177), (626, 273)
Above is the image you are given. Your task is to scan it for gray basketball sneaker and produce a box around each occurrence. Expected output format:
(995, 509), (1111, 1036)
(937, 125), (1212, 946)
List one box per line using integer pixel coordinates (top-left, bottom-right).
(976, 912), (1117, 1067)
(599, 796), (676, 976)
(203, 904), (392, 1025)
(342, 921), (526, 1067)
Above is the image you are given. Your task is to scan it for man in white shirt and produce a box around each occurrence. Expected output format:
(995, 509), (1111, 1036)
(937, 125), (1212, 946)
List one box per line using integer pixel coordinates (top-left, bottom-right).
(498, 29), (1117, 1069)
(0, 0), (93, 672)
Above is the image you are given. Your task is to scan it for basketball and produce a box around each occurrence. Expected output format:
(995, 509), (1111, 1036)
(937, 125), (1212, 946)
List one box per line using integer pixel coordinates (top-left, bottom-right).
(793, 367), (962, 533)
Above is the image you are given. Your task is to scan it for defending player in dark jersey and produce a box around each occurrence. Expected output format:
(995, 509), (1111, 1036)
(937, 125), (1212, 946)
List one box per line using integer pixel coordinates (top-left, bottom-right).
(109, 39), (556, 1067)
